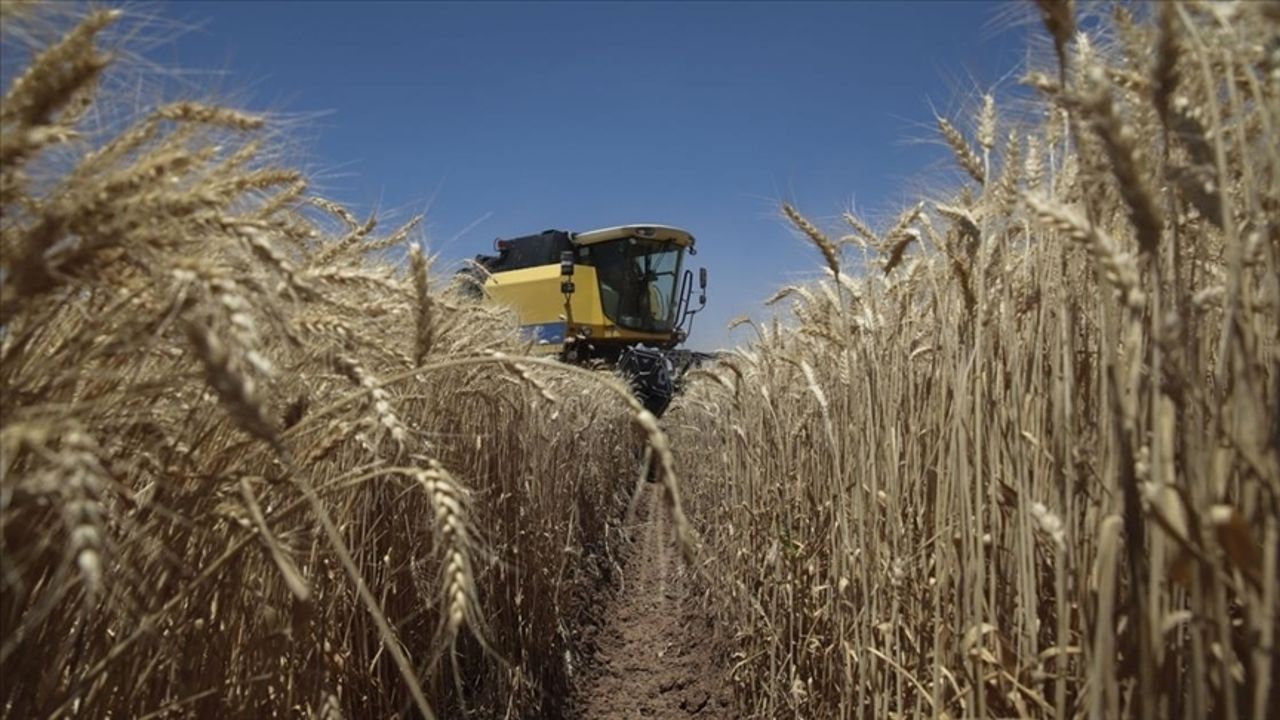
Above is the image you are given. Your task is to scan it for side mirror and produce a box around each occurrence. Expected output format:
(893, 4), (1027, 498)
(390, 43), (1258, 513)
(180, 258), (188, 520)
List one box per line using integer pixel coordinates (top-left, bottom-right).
(560, 251), (575, 295)
(698, 267), (707, 289)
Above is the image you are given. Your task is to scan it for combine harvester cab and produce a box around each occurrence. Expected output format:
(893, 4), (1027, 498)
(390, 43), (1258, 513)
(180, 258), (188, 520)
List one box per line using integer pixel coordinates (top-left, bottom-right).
(467, 224), (708, 416)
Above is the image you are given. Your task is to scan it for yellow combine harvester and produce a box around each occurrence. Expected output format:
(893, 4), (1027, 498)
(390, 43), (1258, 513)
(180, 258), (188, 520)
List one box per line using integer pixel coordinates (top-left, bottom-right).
(466, 224), (709, 415)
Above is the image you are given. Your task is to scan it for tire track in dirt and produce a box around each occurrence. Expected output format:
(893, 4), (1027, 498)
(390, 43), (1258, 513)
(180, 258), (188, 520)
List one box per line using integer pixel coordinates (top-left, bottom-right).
(571, 484), (734, 719)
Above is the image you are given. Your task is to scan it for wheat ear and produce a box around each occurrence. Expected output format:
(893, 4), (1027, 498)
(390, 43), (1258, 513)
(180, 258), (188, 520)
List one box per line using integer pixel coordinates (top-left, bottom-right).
(937, 116), (986, 185)
(416, 462), (480, 641)
(410, 244), (435, 365)
(784, 204), (840, 276)
(1082, 65), (1163, 257)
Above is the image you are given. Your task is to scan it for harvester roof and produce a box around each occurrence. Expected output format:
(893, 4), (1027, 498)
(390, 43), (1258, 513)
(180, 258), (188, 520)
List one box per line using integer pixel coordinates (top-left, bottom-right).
(477, 224), (696, 274)
(573, 224), (696, 248)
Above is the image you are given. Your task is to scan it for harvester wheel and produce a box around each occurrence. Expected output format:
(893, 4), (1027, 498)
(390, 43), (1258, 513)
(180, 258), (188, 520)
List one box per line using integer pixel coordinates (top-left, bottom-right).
(618, 346), (675, 417)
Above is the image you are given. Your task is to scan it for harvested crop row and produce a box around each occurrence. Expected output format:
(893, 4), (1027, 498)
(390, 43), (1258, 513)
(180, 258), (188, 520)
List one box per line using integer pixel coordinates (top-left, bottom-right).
(670, 3), (1278, 719)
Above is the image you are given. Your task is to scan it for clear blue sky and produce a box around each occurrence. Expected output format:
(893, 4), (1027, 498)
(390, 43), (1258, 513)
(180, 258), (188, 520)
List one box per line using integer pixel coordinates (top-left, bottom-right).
(161, 1), (1027, 350)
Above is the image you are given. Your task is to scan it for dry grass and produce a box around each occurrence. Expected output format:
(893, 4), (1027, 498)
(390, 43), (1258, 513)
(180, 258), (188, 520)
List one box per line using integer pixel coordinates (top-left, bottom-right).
(671, 3), (1278, 718)
(0, 7), (686, 718)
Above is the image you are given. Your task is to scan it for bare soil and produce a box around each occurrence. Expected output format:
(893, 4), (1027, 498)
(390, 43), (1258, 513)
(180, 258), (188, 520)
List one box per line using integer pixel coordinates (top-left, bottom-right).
(570, 485), (734, 719)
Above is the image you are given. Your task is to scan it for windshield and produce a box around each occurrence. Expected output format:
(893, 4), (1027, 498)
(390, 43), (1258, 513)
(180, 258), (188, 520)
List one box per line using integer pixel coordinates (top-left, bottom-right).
(588, 238), (684, 332)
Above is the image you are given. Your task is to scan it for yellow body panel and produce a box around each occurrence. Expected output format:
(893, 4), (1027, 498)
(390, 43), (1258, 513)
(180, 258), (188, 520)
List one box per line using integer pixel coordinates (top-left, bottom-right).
(485, 264), (607, 325)
(485, 264), (674, 352)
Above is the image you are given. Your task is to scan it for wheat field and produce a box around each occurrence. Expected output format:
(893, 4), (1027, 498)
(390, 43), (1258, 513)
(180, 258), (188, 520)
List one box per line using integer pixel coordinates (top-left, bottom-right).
(1, 2), (1276, 719)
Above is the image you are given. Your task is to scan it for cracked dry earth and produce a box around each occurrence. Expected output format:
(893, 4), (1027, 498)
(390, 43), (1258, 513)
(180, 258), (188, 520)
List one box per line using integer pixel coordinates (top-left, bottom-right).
(571, 485), (735, 720)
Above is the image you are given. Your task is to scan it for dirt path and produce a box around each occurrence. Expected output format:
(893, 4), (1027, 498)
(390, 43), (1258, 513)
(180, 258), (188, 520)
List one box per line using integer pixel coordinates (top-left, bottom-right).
(571, 485), (734, 719)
